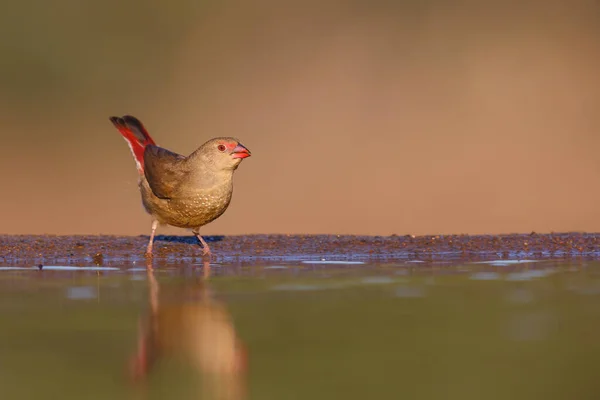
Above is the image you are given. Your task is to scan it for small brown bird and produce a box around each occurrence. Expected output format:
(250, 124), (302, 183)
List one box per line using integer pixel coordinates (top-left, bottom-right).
(109, 115), (251, 257)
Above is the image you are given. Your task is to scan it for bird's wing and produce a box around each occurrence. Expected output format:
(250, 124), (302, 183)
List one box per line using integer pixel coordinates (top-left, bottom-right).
(143, 145), (189, 199)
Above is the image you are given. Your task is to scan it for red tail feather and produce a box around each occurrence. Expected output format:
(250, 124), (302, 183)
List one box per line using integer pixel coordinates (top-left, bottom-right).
(109, 115), (156, 173)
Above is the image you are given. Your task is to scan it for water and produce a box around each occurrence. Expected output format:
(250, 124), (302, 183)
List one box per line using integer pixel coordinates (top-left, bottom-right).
(1, 259), (599, 400)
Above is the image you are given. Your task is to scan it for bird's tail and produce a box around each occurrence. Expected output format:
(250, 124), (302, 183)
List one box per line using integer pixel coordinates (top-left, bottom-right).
(109, 115), (156, 173)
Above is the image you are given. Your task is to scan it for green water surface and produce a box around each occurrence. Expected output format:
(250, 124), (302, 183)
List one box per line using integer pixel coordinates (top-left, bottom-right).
(0, 260), (599, 400)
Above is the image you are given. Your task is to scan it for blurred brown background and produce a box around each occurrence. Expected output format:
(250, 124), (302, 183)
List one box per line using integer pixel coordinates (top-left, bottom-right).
(1, 0), (599, 236)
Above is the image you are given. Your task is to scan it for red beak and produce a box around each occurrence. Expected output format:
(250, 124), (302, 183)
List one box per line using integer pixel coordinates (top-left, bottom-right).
(231, 144), (251, 159)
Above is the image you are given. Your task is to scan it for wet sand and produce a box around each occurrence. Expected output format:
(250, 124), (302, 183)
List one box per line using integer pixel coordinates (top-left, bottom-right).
(1, 232), (600, 266)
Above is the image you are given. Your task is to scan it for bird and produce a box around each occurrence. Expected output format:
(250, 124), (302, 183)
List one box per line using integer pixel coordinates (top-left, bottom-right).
(109, 115), (251, 258)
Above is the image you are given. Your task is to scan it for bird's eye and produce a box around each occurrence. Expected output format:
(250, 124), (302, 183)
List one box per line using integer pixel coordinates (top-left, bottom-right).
(217, 144), (226, 152)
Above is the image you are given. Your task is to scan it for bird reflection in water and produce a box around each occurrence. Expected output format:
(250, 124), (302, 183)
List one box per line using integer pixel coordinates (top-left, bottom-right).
(129, 260), (247, 400)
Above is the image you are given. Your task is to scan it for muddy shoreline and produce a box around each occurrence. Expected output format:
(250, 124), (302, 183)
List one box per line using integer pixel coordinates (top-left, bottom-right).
(2, 232), (600, 266)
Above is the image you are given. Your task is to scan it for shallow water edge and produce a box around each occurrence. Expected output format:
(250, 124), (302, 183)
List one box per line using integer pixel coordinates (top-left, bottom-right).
(2, 232), (600, 267)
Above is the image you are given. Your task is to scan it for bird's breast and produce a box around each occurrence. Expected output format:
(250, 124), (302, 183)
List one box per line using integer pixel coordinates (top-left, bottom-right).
(140, 178), (233, 229)
(173, 189), (233, 221)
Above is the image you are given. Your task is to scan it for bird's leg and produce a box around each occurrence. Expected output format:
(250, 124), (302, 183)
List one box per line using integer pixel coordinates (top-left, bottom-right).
(146, 220), (158, 258)
(192, 229), (211, 257)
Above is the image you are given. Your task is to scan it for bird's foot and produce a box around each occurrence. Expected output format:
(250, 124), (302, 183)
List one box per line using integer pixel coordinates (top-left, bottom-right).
(193, 230), (212, 258)
(145, 245), (154, 259)
(146, 220), (157, 261)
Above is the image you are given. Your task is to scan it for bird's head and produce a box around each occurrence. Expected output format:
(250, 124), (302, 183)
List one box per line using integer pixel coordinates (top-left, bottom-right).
(195, 137), (251, 171)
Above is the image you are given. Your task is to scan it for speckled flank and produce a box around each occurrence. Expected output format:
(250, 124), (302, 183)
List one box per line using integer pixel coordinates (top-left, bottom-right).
(140, 176), (233, 229)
